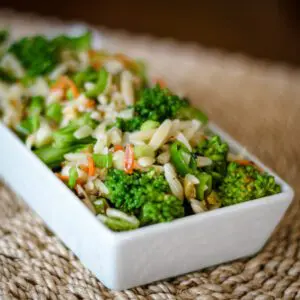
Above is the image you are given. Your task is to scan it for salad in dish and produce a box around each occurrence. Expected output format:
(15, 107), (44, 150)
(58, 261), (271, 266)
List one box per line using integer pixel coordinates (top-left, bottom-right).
(0, 30), (281, 231)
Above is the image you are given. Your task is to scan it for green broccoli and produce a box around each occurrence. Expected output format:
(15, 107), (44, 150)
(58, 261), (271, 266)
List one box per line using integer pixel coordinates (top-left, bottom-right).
(34, 144), (88, 168)
(73, 67), (99, 89)
(51, 31), (92, 51)
(140, 194), (184, 225)
(104, 169), (184, 224)
(99, 215), (140, 231)
(116, 85), (208, 132)
(196, 135), (229, 183)
(135, 85), (186, 123)
(52, 113), (97, 148)
(9, 35), (59, 77)
(218, 162), (281, 206)
(0, 67), (16, 83)
(8, 32), (91, 77)
(0, 30), (8, 45)
(15, 96), (45, 136)
(115, 117), (144, 133)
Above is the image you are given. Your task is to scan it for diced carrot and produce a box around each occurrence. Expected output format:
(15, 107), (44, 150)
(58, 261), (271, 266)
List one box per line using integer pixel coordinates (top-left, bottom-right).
(235, 159), (262, 172)
(235, 160), (254, 166)
(88, 49), (98, 58)
(153, 78), (167, 88)
(91, 61), (103, 70)
(87, 156), (96, 177)
(76, 178), (85, 185)
(51, 76), (79, 98)
(114, 53), (132, 68)
(124, 144), (134, 174)
(88, 50), (106, 70)
(85, 99), (96, 108)
(10, 99), (18, 108)
(74, 179), (85, 193)
(82, 146), (93, 154)
(114, 144), (124, 152)
(133, 161), (141, 170)
(79, 164), (89, 173)
(55, 173), (69, 181)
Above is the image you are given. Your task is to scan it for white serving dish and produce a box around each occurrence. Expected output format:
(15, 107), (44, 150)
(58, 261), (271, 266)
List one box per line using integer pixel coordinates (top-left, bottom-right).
(0, 122), (294, 290)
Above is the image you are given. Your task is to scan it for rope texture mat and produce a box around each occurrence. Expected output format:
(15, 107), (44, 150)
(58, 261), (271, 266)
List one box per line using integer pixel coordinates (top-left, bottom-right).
(1, 11), (300, 300)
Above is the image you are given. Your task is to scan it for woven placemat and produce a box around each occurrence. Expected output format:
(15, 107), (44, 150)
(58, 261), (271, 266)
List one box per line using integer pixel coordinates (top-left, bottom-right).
(1, 11), (300, 300)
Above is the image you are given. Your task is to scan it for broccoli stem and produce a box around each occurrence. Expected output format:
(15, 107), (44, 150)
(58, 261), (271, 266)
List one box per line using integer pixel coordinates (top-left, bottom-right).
(52, 31), (92, 51)
(85, 68), (109, 98)
(0, 30), (8, 45)
(176, 106), (208, 124)
(46, 103), (62, 124)
(28, 96), (44, 116)
(101, 216), (140, 231)
(134, 145), (155, 158)
(34, 144), (87, 168)
(53, 130), (96, 148)
(73, 67), (98, 89)
(92, 153), (113, 168)
(195, 172), (212, 200)
(52, 113), (98, 148)
(68, 166), (78, 189)
(140, 120), (159, 131)
(170, 141), (194, 176)
(93, 198), (109, 215)
(0, 67), (17, 83)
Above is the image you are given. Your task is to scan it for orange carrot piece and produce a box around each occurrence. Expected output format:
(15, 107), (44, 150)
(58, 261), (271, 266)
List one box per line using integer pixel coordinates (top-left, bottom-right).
(87, 156), (96, 177)
(91, 61), (103, 70)
(76, 178), (85, 186)
(114, 144), (124, 152)
(133, 161), (141, 170)
(124, 144), (134, 174)
(114, 53), (132, 68)
(63, 76), (79, 98)
(85, 99), (96, 108)
(235, 160), (255, 166)
(234, 159), (263, 172)
(79, 164), (89, 173)
(88, 49), (98, 57)
(51, 76), (79, 98)
(154, 78), (167, 88)
(88, 50), (105, 70)
(55, 173), (69, 181)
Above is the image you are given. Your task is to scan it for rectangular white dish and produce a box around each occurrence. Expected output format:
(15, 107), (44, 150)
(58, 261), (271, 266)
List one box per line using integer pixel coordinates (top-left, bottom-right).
(0, 121), (294, 290)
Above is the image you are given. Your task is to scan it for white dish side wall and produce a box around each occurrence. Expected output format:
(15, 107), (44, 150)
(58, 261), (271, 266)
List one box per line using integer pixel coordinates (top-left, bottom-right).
(0, 122), (294, 290)
(0, 124), (118, 288)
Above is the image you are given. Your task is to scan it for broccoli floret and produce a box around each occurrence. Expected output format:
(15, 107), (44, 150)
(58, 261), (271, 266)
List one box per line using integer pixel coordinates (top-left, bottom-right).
(34, 144), (88, 169)
(0, 30), (8, 45)
(0, 67), (16, 83)
(116, 85), (183, 132)
(8, 32), (91, 77)
(104, 169), (184, 224)
(197, 136), (228, 160)
(73, 67), (98, 89)
(218, 162), (281, 206)
(140, 194), (184, 225)
(135, 85), (187, 123)
(116, 85), (207, 132)
(196, 135), (229, 183)
(115, 117), (143, 132)
(105, 169), (169, 213)
(52, 31), (92, 51)
(52, 113), (97, 148)
(9, 36), (59, 77)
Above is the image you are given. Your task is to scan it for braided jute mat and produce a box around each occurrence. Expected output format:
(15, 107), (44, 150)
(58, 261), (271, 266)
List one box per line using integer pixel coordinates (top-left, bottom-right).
(1, 11), (300, 300)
